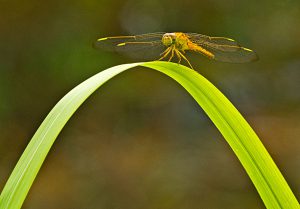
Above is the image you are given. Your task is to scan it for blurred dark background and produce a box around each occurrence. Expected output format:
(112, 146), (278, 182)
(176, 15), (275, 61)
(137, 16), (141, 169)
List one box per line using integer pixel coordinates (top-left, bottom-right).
(0, 0), (299, 208)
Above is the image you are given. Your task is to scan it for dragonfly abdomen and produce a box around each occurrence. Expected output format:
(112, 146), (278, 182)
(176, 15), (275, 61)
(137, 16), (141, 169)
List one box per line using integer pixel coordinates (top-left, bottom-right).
(190, 43), (215, 59)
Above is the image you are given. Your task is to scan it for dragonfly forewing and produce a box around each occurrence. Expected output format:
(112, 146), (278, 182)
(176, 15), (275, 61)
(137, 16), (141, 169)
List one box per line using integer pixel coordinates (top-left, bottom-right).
(187, 33), (240, 46)
(94, 33), (166, 60)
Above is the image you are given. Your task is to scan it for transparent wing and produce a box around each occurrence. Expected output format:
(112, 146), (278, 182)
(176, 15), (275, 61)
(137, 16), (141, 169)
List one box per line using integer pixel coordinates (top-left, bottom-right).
(187, 33), (258, 63)
(187, 33), (240, 47)
(94, 32), (166, 60)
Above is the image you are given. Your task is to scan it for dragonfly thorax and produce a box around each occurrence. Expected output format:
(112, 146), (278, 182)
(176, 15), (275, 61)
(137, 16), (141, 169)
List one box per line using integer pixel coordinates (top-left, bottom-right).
(162, 32), (191, 52)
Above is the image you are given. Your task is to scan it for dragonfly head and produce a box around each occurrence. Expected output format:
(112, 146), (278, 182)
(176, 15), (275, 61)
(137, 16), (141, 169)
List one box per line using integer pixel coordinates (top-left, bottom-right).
(162, 33), (176, 47)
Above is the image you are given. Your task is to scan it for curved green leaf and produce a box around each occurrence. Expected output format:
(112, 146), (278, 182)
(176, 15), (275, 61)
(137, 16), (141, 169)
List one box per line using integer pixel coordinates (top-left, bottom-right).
(0, 61), (299, 209)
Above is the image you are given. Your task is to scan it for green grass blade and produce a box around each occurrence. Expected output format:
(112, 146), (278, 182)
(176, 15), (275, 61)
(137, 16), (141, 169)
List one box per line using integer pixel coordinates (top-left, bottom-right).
(0, 63), (140, 209)
(0, 61), (299, 209)
(141, 61), (299, 209)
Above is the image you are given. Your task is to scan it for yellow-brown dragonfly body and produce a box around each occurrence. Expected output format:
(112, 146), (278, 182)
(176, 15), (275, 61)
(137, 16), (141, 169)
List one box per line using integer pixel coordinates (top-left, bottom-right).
(95, 32), (258, 68)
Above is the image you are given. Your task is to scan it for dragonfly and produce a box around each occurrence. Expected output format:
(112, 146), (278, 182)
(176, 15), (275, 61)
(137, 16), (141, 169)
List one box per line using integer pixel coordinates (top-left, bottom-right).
(95, 32), (258, 69)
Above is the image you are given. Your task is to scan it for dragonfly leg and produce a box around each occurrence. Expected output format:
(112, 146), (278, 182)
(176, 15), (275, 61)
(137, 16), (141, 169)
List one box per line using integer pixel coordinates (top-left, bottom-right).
(174, 49), (182, 63)
(168, 46), (175, 62)
(160, 47), (171, 57)
(177, 50), (194, 69)
(158, 47), (172, 61)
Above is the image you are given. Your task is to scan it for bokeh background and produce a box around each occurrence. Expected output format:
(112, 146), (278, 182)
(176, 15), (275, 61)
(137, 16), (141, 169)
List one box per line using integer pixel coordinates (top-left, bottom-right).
(0, 0), (299, 208)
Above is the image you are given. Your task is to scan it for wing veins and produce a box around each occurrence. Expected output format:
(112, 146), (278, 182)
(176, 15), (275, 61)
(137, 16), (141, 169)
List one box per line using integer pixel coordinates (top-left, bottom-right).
(117, 40), (161, 46)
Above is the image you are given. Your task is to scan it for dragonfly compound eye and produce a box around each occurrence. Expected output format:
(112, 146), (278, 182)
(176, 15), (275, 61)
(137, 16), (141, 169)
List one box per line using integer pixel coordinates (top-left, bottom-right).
(162, 35), (173, 46)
